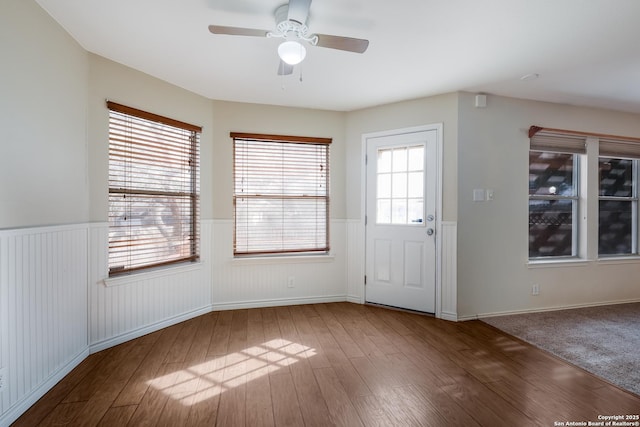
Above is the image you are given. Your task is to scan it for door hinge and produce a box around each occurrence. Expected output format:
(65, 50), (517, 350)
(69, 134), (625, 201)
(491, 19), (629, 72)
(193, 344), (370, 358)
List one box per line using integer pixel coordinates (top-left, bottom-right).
(365, 215), (367, 226)
(365, 154), (368, 165)
(364, 275), (367, 285)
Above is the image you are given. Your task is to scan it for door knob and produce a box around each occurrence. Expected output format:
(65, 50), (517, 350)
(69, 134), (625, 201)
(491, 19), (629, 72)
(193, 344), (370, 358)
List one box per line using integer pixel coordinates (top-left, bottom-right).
(426, 228), (434, 236)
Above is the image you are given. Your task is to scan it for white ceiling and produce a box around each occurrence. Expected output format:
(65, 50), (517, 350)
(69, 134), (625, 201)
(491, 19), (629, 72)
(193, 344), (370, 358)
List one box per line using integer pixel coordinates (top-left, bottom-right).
(36, 0), (640, 112)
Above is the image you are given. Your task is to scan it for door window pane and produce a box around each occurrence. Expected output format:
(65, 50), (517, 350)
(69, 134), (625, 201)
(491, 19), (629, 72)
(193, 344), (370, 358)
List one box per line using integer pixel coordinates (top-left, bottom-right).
(377, 174), (391, 198)
(408, 146), (424, 171)
(393, 148), (408, 172)
(377, 199), (391, 224)
(408, 172), (423, 198)
(392, 199), (407, 224)
(378, 150), (391, 173)
(408, 199), (423, 224)
(392, 172), (407, 198)
(376, 144), (425, 225)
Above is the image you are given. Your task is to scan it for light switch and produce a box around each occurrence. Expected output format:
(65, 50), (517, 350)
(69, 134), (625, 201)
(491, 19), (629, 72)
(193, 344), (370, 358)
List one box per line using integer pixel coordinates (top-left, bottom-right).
(486, 189), (495, 201)
(473, 189), (485, 202)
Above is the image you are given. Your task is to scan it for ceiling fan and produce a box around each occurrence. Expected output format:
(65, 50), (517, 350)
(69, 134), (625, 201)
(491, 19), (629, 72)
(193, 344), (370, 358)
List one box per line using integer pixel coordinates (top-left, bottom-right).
(208, 0), (369, 75)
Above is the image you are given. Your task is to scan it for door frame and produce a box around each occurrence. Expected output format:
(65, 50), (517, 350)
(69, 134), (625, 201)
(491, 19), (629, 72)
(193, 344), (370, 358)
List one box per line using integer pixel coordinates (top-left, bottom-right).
(360, 124), (444, 318)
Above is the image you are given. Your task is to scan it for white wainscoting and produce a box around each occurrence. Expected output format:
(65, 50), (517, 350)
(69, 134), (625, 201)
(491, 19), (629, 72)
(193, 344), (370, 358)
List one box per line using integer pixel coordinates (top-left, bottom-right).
(0, 225), (89, 427)
(88, 221), (213, 352)
(440, 221), (458, 321)
(211, 219), (349, 310)
(346, 220), (365, 303)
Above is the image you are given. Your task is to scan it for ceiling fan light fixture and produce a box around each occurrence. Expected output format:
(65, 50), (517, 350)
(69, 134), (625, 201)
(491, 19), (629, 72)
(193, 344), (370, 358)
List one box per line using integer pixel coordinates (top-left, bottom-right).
(278, 40), (306, 65)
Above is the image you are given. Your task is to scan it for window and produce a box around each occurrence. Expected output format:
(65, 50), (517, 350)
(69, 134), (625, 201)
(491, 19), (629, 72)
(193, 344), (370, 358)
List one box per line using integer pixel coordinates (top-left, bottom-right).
(528, 127), (640, 261)
(107, 101), (200, 275)
(598, 138), (640, 256)
(376, 145), (424, 225)
(528, 132), (585, 258)
(598, 158), (635, 255)
(232, 132), (330, 256)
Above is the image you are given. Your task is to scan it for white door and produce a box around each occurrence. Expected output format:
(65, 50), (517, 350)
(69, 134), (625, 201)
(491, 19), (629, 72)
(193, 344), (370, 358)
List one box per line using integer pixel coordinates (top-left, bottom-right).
(365, 128), (437, 313)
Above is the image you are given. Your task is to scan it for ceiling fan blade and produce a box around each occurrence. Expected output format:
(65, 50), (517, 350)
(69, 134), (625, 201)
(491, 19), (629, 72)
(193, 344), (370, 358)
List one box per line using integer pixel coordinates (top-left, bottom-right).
(287, 0), (312, 24)
(315, 34), (369, 53)
(277, 60), (294, 76)
(208, 25), (268, 37)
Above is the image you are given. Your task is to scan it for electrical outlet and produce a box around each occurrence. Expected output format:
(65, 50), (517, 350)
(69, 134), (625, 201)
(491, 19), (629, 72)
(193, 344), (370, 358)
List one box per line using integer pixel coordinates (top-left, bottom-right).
(531, 284), (540, 296)
(0, 367), (6, 393)
(287, 276), (295, 288)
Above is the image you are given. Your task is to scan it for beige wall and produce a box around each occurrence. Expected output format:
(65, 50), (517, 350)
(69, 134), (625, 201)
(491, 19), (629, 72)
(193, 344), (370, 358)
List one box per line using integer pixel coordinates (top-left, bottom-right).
(211, 101), (346, 219)
(0, 0), (89, 228)
(345, 93), (459, 221)
(88, 54), (215, 221)
(457, 92), (640, 318)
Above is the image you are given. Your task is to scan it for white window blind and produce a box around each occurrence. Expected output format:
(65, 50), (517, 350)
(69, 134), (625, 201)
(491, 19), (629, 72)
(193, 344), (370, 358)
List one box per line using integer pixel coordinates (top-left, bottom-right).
(530, 131), (586, 154)
(599, 138), (640, 159)
(107, 101), (201, 275)
(232, 132), (331, 256)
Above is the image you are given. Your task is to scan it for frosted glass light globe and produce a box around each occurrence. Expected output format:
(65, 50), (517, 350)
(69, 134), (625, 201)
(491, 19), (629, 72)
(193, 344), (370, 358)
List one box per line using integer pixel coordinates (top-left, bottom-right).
(278, 40), (307, 65)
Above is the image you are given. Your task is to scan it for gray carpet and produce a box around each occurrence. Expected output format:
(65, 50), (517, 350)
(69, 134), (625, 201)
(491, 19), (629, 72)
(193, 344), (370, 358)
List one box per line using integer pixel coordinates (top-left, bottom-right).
(482, 302), (640, 396)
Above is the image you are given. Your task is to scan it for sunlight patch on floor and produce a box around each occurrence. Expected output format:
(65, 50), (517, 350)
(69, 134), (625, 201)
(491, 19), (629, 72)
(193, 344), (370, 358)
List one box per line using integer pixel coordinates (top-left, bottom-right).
(147, 339), (316, 405)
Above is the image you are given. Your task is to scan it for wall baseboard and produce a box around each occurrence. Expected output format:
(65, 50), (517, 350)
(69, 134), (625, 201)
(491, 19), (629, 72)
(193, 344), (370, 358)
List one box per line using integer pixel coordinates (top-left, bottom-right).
(475, 297), (640, 320)
(212, 295), (348, 311)
(89, 305), (213, 353)
(0, 348), (89, 427)
(346, 295), (363, 304)
(439, 311), (459, 322)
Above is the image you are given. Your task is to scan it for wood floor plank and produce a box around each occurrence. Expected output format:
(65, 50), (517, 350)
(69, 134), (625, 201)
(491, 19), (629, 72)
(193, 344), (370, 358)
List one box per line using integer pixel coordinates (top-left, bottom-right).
(307, 314), (372, 399)
(245, 307), (275, 427)
(37, 401), (86, 427)
(269, 372), (305, 427)
(314, 304), (366, 359)
(112, 323), (184, 407)
(206, 310), (233, 357)
(327, 305), (390, 360)
(276, 306), (333, 427)
(14, 302), (640, 427)
(183, 355), (225, 426)
(289, 305), (332, 369)
(163, 316), (202, 364)
(127, 361), (183, 426)
(412, 384), (482, 427)
(439, 373), (531, 426)
(381, 385), (449, 426)
(214, 310), (248, 427)
(71, 339), (155, 426)
(351, 394), (395, 427)
(63, 340), (137, 403)
(154, 313), (220, 426)
(96, 405), (137, 426)
(10, 352), (108, 427)
(313, 367), (364, 427)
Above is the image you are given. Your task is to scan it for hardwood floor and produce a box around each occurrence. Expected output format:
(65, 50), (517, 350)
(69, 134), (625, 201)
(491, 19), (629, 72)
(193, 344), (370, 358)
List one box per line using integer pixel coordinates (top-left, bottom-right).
(13, 302), (640, 426)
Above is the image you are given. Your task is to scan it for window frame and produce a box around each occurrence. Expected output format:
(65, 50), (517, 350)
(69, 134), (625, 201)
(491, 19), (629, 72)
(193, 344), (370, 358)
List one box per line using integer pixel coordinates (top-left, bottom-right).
(107, 101), (201, 276)
(528, 126), (640, 264)
(528, 150), (580, 259)
(231, 132), (331, 257)
(598, 157), (639, 256)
